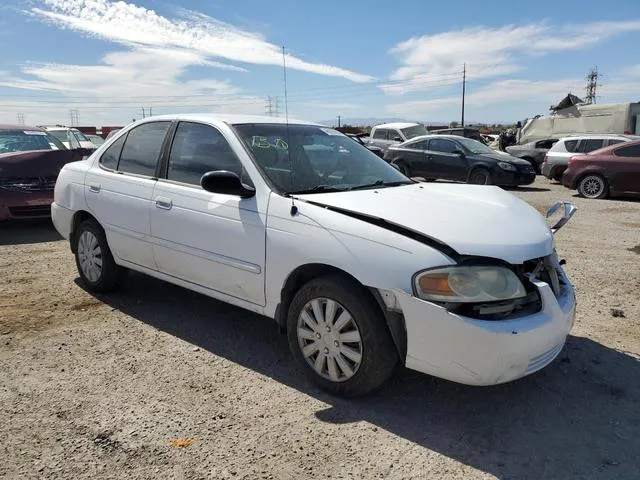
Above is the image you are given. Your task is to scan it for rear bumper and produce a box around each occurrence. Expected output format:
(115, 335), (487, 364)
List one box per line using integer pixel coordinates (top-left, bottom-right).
(0, 189), (53, 221)
(561, 168), (577, 189)
(395, 260), (576, 386)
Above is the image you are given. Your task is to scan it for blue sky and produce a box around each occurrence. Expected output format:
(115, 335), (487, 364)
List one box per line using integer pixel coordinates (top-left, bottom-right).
(1, 0), (640, 127)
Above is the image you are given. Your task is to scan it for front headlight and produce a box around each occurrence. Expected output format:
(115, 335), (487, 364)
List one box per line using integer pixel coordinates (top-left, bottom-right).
(498, 161), (516, 171)
(414, 266), (527, 303)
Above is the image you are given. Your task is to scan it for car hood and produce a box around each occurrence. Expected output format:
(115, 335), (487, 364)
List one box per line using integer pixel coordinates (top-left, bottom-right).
(298, 183), (553, 264)
(0, 149), (83, 178)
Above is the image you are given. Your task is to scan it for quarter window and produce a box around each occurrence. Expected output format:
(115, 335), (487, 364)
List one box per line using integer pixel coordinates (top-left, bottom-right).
(167, 122), (245, 186)
(429, 138), (458, 153)
(99, 134), (126, 170)
(372, 129), (388, 140)
(118, 122), (170, 176)
(564, 139), (579, 153)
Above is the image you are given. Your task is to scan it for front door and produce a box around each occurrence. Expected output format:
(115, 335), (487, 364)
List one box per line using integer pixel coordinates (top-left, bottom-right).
(150, 121), (266, 306)
(426, 138), (468, 181)
(85, 121), (171, 270)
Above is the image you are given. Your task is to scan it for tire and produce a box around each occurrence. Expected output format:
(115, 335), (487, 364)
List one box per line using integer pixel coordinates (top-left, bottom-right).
(577, 174), (608, 199)
(286, 274), (398, 397)
(468, 167), (492, 185)
(393, 160), (411, 177)
(74, 219), (126, 292)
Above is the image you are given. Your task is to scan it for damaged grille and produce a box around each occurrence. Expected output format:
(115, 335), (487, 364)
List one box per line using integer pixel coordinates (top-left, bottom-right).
(0, 176), (57, 192)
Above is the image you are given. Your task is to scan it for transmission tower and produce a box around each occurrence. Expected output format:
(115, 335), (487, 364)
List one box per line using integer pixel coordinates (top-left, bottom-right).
(274, 97), (281, 117)
(69, 109), (79, 126)
(585, 66), (599, 104)
(265, 96), (274, 116)
(16, 113), (25, 126)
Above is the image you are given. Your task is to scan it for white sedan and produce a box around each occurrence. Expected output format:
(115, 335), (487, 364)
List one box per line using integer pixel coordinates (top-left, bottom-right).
(51, 114), (576, 397)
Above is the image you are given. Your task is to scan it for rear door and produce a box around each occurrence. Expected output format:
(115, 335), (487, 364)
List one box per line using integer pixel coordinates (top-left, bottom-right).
(426, 138), (468, 181)
(391, 139), (428, 175)
(150, 121), (266, 305)
(85, 121), (171, 270)
(370, 128), (390, 149)
(610, 143), (640, 193)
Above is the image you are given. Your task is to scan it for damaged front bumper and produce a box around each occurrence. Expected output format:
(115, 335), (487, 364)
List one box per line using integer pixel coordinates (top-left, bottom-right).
(394, 259), (576, 386)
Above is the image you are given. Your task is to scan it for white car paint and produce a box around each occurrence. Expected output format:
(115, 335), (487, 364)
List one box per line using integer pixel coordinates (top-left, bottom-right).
(51, 113), (576, 388)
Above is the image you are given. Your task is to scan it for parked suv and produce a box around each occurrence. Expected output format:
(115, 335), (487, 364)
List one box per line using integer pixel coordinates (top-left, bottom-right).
(542, 135), (637, 180)
(51, 114), (576, 397)
(368, 122), (427, 150)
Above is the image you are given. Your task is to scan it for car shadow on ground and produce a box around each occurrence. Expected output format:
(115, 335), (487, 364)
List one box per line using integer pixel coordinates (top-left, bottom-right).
(84, 272), (640, 479)
(504, 185), (551, 192)
(570, 193), (640, 204)
(0, 219), (62, 246)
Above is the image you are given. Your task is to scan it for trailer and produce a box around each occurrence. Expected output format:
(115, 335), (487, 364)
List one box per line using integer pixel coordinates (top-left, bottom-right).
(518, 102), (640, 144)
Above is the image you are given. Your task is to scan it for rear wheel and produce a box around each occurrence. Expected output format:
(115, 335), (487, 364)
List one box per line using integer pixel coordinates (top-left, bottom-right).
(74, 219), (126, 292)
(287, 275), (398, 397)
(468, 167), (492, 185)
(393, 160), (411, 177)
(578, 174), (608, 199)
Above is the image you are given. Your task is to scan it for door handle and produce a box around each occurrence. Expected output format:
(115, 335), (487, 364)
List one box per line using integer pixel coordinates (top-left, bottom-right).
(155, 197), (172, 210)
(89, 184), (101, 193)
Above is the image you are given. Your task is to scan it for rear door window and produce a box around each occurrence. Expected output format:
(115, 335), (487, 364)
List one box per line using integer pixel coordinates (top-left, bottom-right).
(372, 129), (387, 140)
(580, 139), (605, 153)
(614, 144), (640, 157)
(607, 139), (625, 147)
(405, 139), (428, 150)
(117, 122), (170, 176)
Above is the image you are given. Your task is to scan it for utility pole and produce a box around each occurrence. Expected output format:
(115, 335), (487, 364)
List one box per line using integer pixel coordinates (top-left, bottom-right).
(16, 113), (25, 126)
(461, 63), (466, 127)
(337, 115), (341, 128)
(585, 66), (599, 104)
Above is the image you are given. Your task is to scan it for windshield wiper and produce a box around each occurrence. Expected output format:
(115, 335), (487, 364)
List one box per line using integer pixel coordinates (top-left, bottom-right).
(348, 180), (411, 191)
(286, 185), (345, 195)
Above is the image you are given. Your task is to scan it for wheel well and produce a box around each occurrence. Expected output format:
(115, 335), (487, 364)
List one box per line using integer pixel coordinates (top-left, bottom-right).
(69, 210), (99, 253)
(274, 264), (407, 360)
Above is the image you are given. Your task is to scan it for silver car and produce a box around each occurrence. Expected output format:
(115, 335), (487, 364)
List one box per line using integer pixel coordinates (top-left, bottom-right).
(541, 135), (638, 180)
(368, 122), (428, 150)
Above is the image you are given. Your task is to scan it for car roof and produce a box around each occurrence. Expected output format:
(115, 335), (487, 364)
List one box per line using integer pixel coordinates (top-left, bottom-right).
(558, 134), (640, 141)
(0, 124), (46, 132)
(588, 137), (640, 154)
(129, 113), (320, 127)
(372, 122), (421, 130)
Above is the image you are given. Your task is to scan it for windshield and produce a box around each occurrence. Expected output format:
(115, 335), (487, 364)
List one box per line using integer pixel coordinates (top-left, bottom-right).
(455, 136), (495, 154)
(233, 124), (411, 194)
(48, 130), (69, 143)
(0, 130), (66, 154)
(400, 124), (428, 139)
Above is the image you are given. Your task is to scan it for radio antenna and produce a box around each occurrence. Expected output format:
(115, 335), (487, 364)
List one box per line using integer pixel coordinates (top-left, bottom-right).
(283, 45), (297, 215)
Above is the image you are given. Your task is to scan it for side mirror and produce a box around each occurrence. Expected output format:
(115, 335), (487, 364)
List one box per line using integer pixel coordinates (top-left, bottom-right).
(393, 136), (402, 142)
(200, 170), (255, 198)
(452, 149), (466, 158)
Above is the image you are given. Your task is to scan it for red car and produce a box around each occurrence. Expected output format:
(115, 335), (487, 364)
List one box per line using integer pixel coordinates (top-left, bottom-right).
(562, 139), (640, 199)
(0, 125), (83, 221)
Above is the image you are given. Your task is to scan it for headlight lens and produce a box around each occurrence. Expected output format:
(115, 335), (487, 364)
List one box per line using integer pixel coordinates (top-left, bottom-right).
(498, 161), (516, 171)
(415, 266), (527, 303)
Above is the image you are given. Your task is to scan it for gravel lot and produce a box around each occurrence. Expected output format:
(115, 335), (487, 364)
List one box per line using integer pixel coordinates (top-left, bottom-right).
(1, 178), (639, 480)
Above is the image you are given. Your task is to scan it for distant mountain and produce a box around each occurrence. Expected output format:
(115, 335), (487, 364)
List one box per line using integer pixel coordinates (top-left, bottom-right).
(316, 117), (449, 127)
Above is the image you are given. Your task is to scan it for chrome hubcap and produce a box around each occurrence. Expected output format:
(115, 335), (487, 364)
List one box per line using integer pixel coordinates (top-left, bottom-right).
(78, 231), (102, 282)
(297, 298), (363, 382)
(582, 176), (603, 197)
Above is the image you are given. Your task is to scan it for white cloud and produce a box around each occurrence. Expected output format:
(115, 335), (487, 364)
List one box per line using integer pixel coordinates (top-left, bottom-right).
(29, 0), (374, 83)
(385, 20), (640, 95)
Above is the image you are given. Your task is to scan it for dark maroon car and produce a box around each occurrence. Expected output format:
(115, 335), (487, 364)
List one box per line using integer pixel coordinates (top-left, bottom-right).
(562, 140), (640, 199)
(0, 125), (83, 220)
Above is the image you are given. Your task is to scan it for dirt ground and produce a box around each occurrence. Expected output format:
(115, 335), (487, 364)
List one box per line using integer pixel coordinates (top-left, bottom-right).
(1, 178), (639, 480)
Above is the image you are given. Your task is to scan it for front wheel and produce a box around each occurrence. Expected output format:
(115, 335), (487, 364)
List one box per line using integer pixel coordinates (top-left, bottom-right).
(468, 168), (492, 185)
(393, 160), (411, 177)
(287, 275), (398, 397)
(74, 219), (126, 292)
(578, 174), (608, 199)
